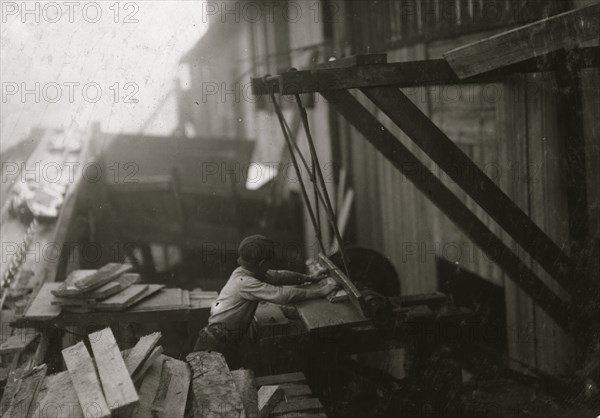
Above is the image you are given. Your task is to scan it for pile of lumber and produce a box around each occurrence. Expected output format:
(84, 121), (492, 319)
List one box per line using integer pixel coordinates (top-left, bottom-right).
(3, 328), (192, 418)
(50, 263), (165, 313)
(186, 350), (326, 417)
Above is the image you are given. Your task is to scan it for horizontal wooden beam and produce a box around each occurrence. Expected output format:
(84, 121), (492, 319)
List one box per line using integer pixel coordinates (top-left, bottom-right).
(313, 54), (387, 70)
(321, 89), (579, 333)
(444, 3), (600, 79)
(361, 86), (580, 296)
(251, 48), (599, 96)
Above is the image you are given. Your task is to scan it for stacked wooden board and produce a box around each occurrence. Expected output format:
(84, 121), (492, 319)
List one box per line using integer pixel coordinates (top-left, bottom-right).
(8, 328), (193, 418)
(187, 350), (327, 418)
(22, 263), (168, 320)
(49, 263), (165, 312)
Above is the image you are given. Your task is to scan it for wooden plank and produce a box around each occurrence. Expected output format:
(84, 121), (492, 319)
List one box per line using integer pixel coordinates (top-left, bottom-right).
(0, 329), (39, 354)
(321, 88), (577, 333)
(256, 372), (306, 386)
(186, 351), (245, 418)
(53, 273), (141, 302)
(59, 285), (152, 312)
(52, 270), (97, 297)
(2, 364), (46, 418)
(272, 397), (323, 415)
(31, 371), (84, 418)
(122, 287), (185, 312)
(295, 297), (369, 332)
(91, 284), (149, 308)
(251, 48), (600, 95)
(444, 3), (600, 78)
(255, 303), (289, 326)
(361, 86), (579, 296)
(91, 284), (165, 312)
(51, 295), (98, 307)
(89, 328), (138, 411)
(74, 263), (133, 291)
(131, 355), (166, 418)
(132, 346), (164, 383)
(62, 341), (111, 418)
(124, 331), (162, 375)
(232, 369), (259, 418)
(257, 385), (283, 418)
(151, 358), (191, 418)
(90, 272), (140, 299)
(280, 383), (312, 399)
(23, 282), (62, 320)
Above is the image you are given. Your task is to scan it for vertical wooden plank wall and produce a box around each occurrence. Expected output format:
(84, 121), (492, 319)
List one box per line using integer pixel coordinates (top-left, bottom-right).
(346, 32), (508, 295)
(527, 73), (573, 374)
(580, 67), (600, 339)
(501, 75), (537, 372)
(340, 34), (584, 373)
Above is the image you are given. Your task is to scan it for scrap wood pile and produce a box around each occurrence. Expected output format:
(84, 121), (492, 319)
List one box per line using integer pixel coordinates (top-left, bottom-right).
(187, 351), (327, 417)
(2, 328), (191, 418)
(49, 263), (165, 312)
(1, 328), (327, 418)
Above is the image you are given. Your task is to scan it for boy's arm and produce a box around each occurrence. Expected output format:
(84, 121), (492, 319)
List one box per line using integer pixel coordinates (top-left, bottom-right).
(265, 269), (325, 286)
(239, 278), (337, 305)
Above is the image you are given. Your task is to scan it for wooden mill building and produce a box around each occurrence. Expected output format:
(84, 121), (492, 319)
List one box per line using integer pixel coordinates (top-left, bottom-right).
(179, 0), (599, 377)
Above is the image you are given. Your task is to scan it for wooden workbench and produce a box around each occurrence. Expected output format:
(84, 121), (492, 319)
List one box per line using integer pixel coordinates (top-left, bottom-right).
(15, 288), (216, 328)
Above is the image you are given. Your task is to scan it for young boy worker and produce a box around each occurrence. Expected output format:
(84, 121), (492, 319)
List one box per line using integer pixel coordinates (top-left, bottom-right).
(194, 234), (338, 369)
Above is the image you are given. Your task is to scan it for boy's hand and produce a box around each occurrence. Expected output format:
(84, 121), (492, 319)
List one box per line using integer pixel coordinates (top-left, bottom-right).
(307, 267), (328, 282)
(318, 277), (339, 296)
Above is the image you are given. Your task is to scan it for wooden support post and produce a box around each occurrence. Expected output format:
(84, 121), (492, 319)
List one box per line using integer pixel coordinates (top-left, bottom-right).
(556, 56), (591, 279)
(555, 54), (593, 353)
(361, 86), (580, 295)
(321, 89), (578, 333)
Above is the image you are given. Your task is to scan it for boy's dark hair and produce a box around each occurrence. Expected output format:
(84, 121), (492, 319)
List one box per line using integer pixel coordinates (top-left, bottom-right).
(237, 235), (275, 268)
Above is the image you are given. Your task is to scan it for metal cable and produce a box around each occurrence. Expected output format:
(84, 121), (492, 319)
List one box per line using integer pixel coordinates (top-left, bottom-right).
(294, 94), (351, 278)
(269, 89), (326, 254)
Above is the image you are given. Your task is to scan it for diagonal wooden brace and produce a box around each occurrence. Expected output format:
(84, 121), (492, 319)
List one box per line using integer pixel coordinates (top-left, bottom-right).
(321, 89), (580, 333)
(361, 86), (581, 296)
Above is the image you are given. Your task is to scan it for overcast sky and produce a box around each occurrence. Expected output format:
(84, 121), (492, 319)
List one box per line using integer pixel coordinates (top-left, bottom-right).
(1, 0), (207, 149)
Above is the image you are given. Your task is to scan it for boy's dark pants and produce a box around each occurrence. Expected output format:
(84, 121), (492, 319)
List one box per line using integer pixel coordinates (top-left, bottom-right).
(194, 321), (260, 370)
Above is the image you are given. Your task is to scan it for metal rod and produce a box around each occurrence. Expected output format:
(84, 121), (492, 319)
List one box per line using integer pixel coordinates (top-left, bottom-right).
(294, 94), (351, 278)
(270, 93), (326, 254)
